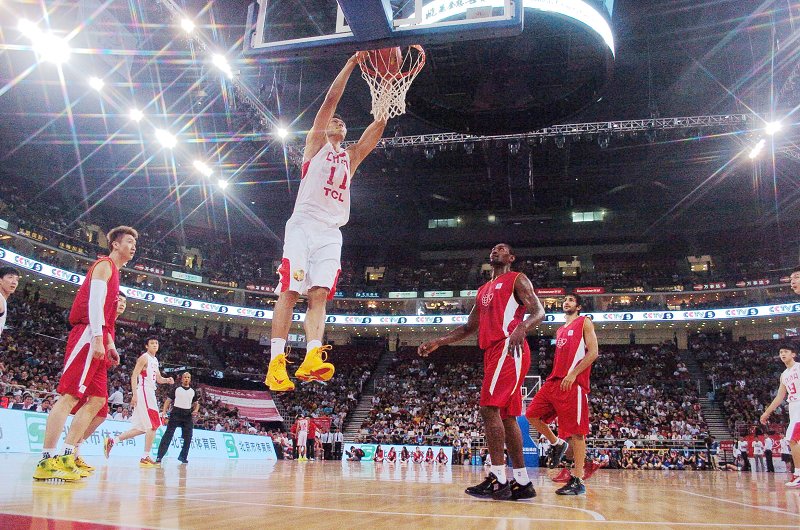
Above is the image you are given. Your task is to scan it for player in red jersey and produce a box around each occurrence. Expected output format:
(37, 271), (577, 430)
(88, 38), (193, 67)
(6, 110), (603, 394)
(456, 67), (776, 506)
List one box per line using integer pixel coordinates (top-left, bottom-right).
(419, 243), (545, 501)
(266, 53), (388, 392)
(69, 291), (128, 474)
(526, 294), (599, 496)
(33, 226), (137, 481)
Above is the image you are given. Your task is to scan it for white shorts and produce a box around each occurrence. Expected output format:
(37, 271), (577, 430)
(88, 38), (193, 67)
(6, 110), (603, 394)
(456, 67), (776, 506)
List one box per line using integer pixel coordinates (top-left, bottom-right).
(787, 401), (800, 442)
(276, 216), (342, 298)
(297, 431), (308, 449)
(131, 388), (161, 432)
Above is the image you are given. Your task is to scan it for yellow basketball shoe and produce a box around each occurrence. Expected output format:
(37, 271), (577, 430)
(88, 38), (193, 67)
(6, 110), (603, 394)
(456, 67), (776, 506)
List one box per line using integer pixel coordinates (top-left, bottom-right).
(265, 353), (295, 391)
(140, 456), (159, 468)
(32, 457), (81, 481)
(295, 345), (335, 382)
(74, 456), (95, 473)
(53, 454), (89, 478)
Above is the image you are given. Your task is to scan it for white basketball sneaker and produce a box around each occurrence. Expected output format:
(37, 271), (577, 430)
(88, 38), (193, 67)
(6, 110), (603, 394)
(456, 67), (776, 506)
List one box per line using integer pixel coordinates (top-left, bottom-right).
(785, 474), (800, 488)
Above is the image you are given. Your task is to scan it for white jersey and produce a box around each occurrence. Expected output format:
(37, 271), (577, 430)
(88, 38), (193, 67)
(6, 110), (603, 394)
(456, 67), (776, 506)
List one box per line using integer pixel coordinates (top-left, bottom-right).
(0, 296), (6, 338)
(293, 143), (351, 228)
(297, 418), (310, 434)
(138, 353), (160, 393)
(781, 362), (800, 403)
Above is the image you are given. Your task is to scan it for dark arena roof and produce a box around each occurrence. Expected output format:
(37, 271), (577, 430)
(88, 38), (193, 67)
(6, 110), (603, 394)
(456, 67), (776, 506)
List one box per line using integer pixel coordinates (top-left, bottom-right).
(0, 1), (798, 261)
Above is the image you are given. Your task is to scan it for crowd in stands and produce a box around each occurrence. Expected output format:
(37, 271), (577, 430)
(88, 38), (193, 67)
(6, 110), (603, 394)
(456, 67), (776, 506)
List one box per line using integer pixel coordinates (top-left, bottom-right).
(2, 182), (797, 313)
(691, 336), (794, 434)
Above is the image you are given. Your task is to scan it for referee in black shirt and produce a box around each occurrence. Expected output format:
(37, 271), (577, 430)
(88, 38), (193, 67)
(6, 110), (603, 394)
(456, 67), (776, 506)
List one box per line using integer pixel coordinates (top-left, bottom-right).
(156, 372), (199, 464)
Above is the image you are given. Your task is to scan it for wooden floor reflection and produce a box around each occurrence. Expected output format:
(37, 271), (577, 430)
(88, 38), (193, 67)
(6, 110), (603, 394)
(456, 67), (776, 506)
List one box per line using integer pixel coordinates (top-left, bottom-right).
(1, 453), (799, 529)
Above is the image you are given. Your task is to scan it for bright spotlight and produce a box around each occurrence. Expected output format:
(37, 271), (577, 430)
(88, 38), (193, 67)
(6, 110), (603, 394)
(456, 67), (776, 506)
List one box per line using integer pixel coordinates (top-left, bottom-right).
(749, 138), (766, 160)
(193, 160), (213, 177)
(212, 54), (233, 79)
(88, 76), (104, 91)
(217, 179), (229, 190)
(765, 121), (783, 136)
(129, 108), (144, 122)
(154, 128), (177, 149)
(276, 127), (288, 140)
(180, 18), (195, 34)
(19, 21), (71, 64)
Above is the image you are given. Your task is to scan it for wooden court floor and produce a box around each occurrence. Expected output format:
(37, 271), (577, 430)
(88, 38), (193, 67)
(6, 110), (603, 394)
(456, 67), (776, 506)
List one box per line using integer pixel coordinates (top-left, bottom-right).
(1, 453), (799, 529)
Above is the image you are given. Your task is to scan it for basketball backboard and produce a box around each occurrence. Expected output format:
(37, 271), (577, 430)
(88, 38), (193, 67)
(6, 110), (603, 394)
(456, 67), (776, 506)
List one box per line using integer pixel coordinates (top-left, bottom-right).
(244, 0), (523, 57)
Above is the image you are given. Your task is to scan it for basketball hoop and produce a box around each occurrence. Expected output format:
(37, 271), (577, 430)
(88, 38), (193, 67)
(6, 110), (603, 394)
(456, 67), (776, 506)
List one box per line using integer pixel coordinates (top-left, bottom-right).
(358, 45), (426, 122)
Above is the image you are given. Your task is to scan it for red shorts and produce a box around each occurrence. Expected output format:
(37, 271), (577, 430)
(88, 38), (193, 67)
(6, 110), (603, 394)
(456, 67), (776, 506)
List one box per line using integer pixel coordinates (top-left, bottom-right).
(525, 380), (590, 438)
(57, 325), (108, 399)
(480, 339), (531, 419)
(70, 398), (108, 419)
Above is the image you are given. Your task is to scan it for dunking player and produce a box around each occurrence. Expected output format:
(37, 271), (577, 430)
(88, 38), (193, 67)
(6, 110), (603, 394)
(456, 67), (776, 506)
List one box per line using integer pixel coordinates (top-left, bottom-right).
(70, 291), (127, 474)
(418, 243), (545, 501)
(265, 53), (388, 391)
(105, 337), (174, 467)
(791, 267), (800, 295)
(33, 226), (137, 481)
(0, 266), (20, 338)
(526, 294), (599, 495)
(760, 345), (800, 488)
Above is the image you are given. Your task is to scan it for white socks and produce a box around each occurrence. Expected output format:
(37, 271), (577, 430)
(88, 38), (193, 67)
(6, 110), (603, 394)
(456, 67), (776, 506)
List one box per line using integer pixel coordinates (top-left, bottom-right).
(42, 447), (56, 460)
(270, 338), (287, 361)
(63, 444), (75, 456)
(306, 340), (322, 352)
(513, 467), (531, 485)
(490, 465), (507, 484)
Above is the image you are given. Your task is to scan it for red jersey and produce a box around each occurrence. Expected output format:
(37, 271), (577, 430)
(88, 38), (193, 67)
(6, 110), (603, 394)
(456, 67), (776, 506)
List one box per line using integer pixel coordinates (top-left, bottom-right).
(68, 256), (120, 335)
(476, 271), (525, 350)
(547, 315), (591, 391)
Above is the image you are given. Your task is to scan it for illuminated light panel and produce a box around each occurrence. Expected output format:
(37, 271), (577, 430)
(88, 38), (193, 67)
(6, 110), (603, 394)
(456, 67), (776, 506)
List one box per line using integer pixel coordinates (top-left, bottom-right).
(129, 108), (144, 122)
(88, 76), (104, 91)
(749, 139), (765, 159)
(193, 160), (213, 177)
(765, 121), (782, 136)
(217, 179), (229, 189)
(416, 0), (615, 55)
(212, 54), (233, 79)
(276, 127), (289, 139)
(154, 128), (177, 149)
(180, 18), (195, 34)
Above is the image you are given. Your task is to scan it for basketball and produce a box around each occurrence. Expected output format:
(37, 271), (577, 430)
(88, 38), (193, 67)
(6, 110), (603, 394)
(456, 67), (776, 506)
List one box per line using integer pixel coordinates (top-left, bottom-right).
(366, 47), (403, 78)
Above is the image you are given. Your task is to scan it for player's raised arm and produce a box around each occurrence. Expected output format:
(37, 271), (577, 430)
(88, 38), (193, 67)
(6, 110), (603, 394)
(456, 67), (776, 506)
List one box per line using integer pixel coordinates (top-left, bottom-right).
(417, 305), (480, 357)
(304, 54), (362, 161)
(507, 273), (545, 357)
(760, 382), (787, 424)
(88, 260), (113, 359)
(347, 118), (388, 175)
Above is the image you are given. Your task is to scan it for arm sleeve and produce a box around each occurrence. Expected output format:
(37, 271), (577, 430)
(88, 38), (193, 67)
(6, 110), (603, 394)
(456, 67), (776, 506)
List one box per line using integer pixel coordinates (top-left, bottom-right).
(191, 389), (199, 404)
(88, 279), (108, 337)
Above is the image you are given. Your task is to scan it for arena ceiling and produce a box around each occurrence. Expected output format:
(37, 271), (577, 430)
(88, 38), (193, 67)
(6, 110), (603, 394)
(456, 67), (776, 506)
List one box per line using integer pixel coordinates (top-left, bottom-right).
(0, 0), (799, 255)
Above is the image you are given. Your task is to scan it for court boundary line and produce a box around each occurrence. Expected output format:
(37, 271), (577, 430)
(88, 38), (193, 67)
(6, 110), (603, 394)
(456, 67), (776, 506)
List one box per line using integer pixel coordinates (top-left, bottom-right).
(678, 489), (800, 518)
(147, 493), (798, 527)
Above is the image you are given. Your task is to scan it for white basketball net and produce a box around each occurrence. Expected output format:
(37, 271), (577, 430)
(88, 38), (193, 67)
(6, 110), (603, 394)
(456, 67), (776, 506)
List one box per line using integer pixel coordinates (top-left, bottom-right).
(359, 45), (426, 122)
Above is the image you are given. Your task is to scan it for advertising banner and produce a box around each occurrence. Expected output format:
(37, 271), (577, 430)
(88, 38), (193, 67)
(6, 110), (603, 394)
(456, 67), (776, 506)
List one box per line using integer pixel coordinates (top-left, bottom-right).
(535, 287), (566, 296)
(199, 385), (283, 422)
(2, 246), (799, 326)
(388, 291), (418, 299)
(341, 443), (452, 465)
(423, 290), (454, 298)
(0, 409), (276, 460)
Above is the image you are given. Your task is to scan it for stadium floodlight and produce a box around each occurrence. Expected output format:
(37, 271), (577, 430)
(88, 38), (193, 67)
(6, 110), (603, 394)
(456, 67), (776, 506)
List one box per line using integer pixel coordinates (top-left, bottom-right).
(765, 121), (782, 136)
(129, 108), (144, 122)
(276, 127), (288, 140)
(217, 179), (229, 190)
(193, 160), (213, 177)
(19, 20), (71, 65)
(212, 54), (233, 79)
(180, 18), (195, 34)
(749, 138), (766, 160)
(154, 128), (177, 149)
(88, 76), (104, 91)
